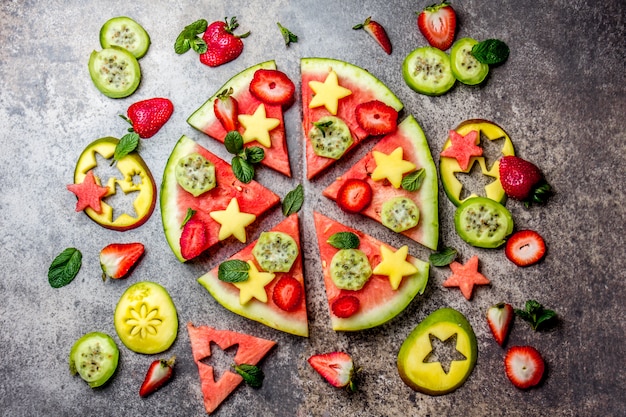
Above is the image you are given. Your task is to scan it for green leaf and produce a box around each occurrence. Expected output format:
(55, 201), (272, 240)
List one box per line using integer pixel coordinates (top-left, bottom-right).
(327, 232), (360, 249)
(224, 131), (244, 155)
(313, 120), (333, 138)
(244, 146), (265, 164)
(113, 133), (140, 161)
(218, 260), (250, 283)
(180, 208), (196, 229)
(471, 39), (510, 65)
(429, 247), (457, 267)
(175, 19), (208, 55)
(514, 300), (557, 331)
(282, 184), (304, 216)
(232, 156), (255, 184)
(277, 22), (298, 46)
(401, 168), (425, 192)
(48, 248), (82, 288)
(233, 363), (264, 388)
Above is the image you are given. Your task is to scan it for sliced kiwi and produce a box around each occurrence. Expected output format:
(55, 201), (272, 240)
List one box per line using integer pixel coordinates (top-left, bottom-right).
(88, 47), (141, 98)
(450, 38), (489, 85)
(381, 197), (420, 232)
(69, 332), (119, 388)
(454, 197), (513, 248)
(175, 153), (216, 197)
(402, 46), (456, 96)
(252, 231), (299, 272)
(309, 116), (354, 159)
(100, 16), (151, 59)
(330, 248), (372, 291)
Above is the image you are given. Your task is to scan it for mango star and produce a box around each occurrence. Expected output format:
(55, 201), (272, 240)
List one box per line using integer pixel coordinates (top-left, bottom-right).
(308, 69), (352, 115)
(442, 255), (490, 300)
(372, 245), (419, 290)
(209, 197), (256, 243)
(233, 260), (276, 304)
(66, 170), (110, 214)
(237, 103), (280, 148)
(371, 147), (417, 188)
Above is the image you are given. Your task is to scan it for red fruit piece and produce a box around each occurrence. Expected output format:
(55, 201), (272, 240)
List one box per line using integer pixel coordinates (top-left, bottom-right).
(504, 346), (545, 389)
(139, 356), (176, 397)
(499, 156), (552, 205)
(336, 178), (373, 213)
(214, 87), (239, 132)
(272, 275), (303, 312)
(331, 295), (360, 318)
(353, 17), (392, 55)
(66, 170), (109, 214)
(249, 69), (296, 107)
(486, 303), (513, 346)
(417, 1), (457, 51)
(100, 242), (145, 280)
(180, 218), (208, 260)
(307, 352), (356, 391)
(125, 98), (174, 139)
(505, 230), (547, 267)
(355, 100), (399, 136)
(200, 17), (249, 67)
(442, 255), (490, 300)
(440, 130), (482, 171)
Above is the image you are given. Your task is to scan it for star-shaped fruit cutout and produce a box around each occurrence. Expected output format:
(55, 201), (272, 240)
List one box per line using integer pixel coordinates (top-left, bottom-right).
(440, 130), (483, 171)
(372, 245), (419, 290)
(442, 255), (490, 300)
(308, 69), (352, 115)
(209, 197), (256, 243)
(66, 170), (110, 214)
(371, 147), (417, 188)
(238, 103), (280, 148)
(233, 260), (275, 304)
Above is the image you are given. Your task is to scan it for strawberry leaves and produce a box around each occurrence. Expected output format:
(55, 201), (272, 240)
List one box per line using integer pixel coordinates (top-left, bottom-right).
(175, 19), (208, 54)
(224, 131), (265, 183)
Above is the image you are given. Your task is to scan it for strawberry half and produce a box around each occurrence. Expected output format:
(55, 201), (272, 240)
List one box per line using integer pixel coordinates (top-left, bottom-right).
(504, 346), (545, 389)
(214, 87), (239, 131)
(331, 295), (360, 318)
(139, 356), (176, 397)
(179, 218), (208, 261)
(100, 242), (145, 280)
(308, 352), (356, 391)
(486, 303), (514, 346)
(336, 178), (373, 213)
(505, 230), (547, 267)
(125, 98), (174, 139)
(498, 156), (552, 205)
(353, 17), (392, 55)
(355, 100), (399, 136)
(249, 69), (296, 107)
(417, 1), (457, 51)
(272, 275), (303, 312)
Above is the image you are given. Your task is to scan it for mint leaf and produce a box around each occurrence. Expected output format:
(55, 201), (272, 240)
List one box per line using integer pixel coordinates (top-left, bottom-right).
(48, 248), (82, 288)
(282, 184), (304, 216)
(401, 168), (425, 192)
(327, 232), (360, 249)
(113, 133), (140, 162)
(232, 156), (254, 184)
(181, 208), (196, 229)
(277, 22), (298, 46)
(233, 363), (264, 388)
(224, 131), (244, 155)
(472, 39), (510, 65)
(175, 19), (208, 54)
(244, 146), (265, 164)
(514, 300), (557, 331)
(218, 260), (250, 283)
(429, 247), (457, 267)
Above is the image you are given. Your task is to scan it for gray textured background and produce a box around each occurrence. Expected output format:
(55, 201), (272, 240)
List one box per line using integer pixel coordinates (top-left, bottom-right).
(1, 0), (625, 416)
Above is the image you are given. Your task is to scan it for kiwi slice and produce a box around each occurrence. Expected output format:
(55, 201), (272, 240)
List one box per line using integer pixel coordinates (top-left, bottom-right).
(381, 197), (420, 232)
(450, 38), (489, 85)
(175, 153), (216, 197)
(100, 16), (151, 59)
(252, 231), (299, 272)
(454, 197), (513, 248)
(69, 332), (119, 388)
(309, 116), (354, 159)
(88, 47), (141, 98)
(330, 248), (372, 291)
(402, 46), (456, 96)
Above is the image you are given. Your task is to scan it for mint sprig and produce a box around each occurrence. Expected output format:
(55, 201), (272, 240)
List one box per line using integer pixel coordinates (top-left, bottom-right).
(218, 259), (250, 283)
(113, 132), (140, 163)
(429, 246), (457, 267)
(282, 184), (304, 216)
(514, 300), (557, 331)
(327, 232), (360, 249)
(224, 131), (265, 183)
(401, 168), (425, 192)
(181, 208), (196, 229)
(175, 19), (208, 54)
(472, 39), (510, 65)
(277, 22), (298, 46)
(233, 363), (264, 388)
(48, 248), (82, 288)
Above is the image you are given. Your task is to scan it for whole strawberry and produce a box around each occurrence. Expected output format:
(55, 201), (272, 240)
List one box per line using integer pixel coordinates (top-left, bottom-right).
(123, 98), (174, 139)
(200, 17), (250, 67)
(499, 155), (552, 205)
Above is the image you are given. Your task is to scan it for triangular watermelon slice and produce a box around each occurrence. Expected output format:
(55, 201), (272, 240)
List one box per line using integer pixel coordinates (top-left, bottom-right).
(323, 115), (439, 250)
(197, 214), (308, 337)
(160, 135), (280, 262)
(187, 60), (292, 177)
(187, 323), (276, 414)
(313, 212), (429, 331)
(301, 57), (403, 179)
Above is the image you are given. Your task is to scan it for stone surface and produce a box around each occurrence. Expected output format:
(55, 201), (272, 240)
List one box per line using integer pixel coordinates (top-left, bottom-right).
(1, 1), (625, 416)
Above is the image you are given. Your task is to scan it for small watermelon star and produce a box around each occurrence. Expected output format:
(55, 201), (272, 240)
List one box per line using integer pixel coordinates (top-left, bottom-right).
(442, 255), (490, 300)
(440, 130), (483, 171)
(66, 170), (109, 214)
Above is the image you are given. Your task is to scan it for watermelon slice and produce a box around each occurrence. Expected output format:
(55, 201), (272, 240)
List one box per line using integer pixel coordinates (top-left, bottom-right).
(197, 214), (308, 336)
(301, 57), (403, 179)
(323, 115), (439, 250)
(160, 135), (280, 262)
(313, 212), (429, 331)
(187, 323), (276, 414)
(187, 60), (292, 177)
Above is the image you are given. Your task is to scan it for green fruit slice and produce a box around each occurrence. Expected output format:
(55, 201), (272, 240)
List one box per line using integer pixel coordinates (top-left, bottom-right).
(114, 281), (178, 354)
(252, 231), (299, 272)
(88, 46), (141, 98)
(450, 38), (490, 85)
(309, 116), (354, 159)
(454, 197), (514, 248)
(402, 47), (456, 96)
(380, 196), (420, 232)
(397, 308), (477, 395)
(69, 332), (119, 388)
(330, 248), (373, 291)
(175, 152), (216, 197)
(99, 16), (151, 59)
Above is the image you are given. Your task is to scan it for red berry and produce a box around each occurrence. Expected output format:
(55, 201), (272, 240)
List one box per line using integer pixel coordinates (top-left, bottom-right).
(353, 17), (392, 55)
(336, 178), (373, 213)
(249, 69), (295, 107)
(417, 1), (457, 51)
(126, 98), (174, 139)
(139, 356), (176, 397)
(308, 352), (356, 390)
(200, 17), (249, 68)
(331, 295), (360, 318)
(505, 230), (547, 267)
(180, 218), (207, 260)
(214, 88), (239, 131)
(272, 276), (303, 312)
(504, 346), (545, 389)
(486, 303), (513, 346)
(100, 242), (145, 280)
(499, 155), (551, 204)
(355, 100), (398, 136)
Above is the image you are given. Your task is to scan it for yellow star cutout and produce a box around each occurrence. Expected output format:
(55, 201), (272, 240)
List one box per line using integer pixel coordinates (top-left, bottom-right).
(238, 104), (280, 148)
(372, 245), (419, 290)
(308, 69), (352, 115)
(370, 147), (417, 188)
(233, 261), (275, 304)
(209, 197), (256, 243)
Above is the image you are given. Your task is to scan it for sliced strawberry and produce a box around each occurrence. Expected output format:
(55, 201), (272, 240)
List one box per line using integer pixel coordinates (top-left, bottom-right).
(417, 1), (457, 51)
(504, 346), (545, 389)
(353, 17), (392, 55)
(272, 275), (303, 312)
(139, 356), (176, 397)
(499, 156), (552, 205)
(336, 178), (373, 214)
(67, 170), (109, 214)
(486, 303), (513, 346)
(505, 230), (546, 267)
(100, 242), (145, 280)
(440, 130), (482, 171)
(214, 87), (239, 131)
(125, 98), (174, 139)
(307, 352), (356, 391)
(355, 100), (398, 136)
(331, 295), (360, 318)
(180, 218), (208, 260)
(249, 69), (296, 107)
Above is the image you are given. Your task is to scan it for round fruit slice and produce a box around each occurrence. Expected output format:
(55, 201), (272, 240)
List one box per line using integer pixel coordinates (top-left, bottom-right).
(380, 196), (420, 233)
(99, 16), (151, 59)
(88, 47), (141, 98)
(175, 152), (216, 197)
(454, 197), (514, 248)
(309, 116), (354, 159)
(69, 332), (119, 388)
(252, 231), (299, 272)
(402, 46), (456, 96)
(114, 281), (178, 354)
(397, 308), (477, 395)
(450, 38), (489, 85)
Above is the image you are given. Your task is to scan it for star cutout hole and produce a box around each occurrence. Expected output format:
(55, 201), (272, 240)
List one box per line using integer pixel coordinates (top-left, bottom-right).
(455, 160), (493, 201)
(480, 133), (505, 170)
(103, 183), (139, 221)
(199, 342), (239, 381)
(422, 333), (467, 374)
